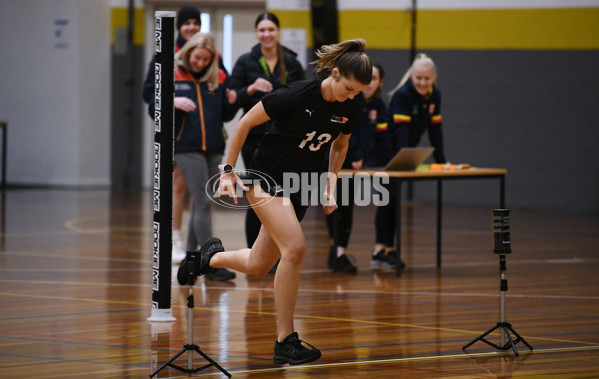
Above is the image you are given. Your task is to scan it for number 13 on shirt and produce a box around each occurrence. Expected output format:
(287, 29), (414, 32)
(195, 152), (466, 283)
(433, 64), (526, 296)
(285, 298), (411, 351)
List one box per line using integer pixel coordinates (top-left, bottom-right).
(298, 131), (332, 151)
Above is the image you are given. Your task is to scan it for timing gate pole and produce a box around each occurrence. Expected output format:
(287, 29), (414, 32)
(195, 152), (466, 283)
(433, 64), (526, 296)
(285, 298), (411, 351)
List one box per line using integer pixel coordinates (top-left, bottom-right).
(148, 11), (176, 322)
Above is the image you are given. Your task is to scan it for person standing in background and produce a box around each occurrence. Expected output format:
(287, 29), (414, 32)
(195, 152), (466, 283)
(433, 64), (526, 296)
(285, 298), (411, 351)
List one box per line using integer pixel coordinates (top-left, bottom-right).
(229, 12), (305, 264)
(371, 53), (446, 271)
(150, 32), (238, 281)
(363, 63), (392, 169)
(142, 6), (202, 263)
(325, 62), (388, 273)
(142, 6), (228, 263)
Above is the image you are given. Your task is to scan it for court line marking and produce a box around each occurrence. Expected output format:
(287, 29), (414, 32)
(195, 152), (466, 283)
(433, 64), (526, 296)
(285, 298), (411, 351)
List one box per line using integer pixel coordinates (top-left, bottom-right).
(2, 250), (599, 267)
(223, 345), (599, 376)
(0, 251), (145, 263)
(1, 278), (598, 301)
(1, 333), (598, 378)
(0, 352), (150, 379)
(0, 290), (596, 346)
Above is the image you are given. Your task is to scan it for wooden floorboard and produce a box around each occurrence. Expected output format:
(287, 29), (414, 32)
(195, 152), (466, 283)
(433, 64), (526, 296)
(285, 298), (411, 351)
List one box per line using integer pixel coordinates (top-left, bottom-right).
(0, 188), (598, 378)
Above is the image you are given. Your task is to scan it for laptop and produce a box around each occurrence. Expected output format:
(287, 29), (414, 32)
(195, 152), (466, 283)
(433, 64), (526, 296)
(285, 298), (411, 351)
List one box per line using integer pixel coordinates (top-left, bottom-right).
(384, 147), (435, 171)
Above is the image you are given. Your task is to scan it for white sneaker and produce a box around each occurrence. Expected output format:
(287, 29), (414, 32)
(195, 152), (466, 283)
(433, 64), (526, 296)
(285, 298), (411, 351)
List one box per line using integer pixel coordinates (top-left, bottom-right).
(172, 239), (186, 264)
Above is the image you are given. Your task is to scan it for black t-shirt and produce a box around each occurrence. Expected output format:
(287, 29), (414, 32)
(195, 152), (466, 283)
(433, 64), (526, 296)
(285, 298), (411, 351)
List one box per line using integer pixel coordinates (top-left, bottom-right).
(251, 79), (360, 182)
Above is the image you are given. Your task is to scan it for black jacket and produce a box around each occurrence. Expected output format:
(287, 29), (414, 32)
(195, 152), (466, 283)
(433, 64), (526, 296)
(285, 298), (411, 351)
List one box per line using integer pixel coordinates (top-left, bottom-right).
(387, 79), (446, 163)
(229, 43), (305, 139)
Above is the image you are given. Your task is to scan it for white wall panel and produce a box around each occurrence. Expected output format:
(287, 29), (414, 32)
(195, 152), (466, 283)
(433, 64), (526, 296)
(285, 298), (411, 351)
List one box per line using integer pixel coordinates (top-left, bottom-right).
(0, 0), (110, 186)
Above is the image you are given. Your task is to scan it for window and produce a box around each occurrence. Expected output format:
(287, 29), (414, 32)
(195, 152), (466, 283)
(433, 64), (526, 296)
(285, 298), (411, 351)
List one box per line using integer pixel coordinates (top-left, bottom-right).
(200, 13), (210, 33)
(222, 14), (233, 72)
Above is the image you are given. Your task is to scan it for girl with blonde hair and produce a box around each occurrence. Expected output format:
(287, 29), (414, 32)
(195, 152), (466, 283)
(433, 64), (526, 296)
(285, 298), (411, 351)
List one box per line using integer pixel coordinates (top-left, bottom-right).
(371, 53), (447, 270)
(160, 32), (239, 281)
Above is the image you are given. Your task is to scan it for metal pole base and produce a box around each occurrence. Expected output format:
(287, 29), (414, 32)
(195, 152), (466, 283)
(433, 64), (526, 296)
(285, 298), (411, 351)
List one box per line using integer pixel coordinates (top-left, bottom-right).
(150, 343), (231, 377)
(463, 321), (533, 356)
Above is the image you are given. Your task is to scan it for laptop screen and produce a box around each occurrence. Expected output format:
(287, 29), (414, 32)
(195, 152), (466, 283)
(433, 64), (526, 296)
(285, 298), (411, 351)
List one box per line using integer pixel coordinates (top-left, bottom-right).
(384, 147), (435, 171)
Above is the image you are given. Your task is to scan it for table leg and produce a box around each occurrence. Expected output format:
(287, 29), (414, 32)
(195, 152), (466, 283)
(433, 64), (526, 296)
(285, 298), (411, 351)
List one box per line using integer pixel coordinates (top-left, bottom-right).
(437, 179), (443, 268)
(395, 179), (403, 277)
(1, 123), (6, 189)
(500, 175), (505, 208)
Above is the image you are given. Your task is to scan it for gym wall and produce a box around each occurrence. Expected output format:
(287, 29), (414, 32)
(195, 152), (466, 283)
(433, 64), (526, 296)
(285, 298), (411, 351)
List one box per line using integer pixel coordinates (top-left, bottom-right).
(1, 0), (597, 212)
(0, 0), (112, 187)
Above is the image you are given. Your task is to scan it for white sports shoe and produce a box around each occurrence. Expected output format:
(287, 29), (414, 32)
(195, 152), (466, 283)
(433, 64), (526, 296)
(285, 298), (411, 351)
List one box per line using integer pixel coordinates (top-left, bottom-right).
(172, 238), (186, 264)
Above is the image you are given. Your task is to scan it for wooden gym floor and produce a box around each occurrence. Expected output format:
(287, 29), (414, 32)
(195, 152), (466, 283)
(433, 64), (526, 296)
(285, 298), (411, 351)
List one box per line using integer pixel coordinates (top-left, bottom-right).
(0, 187), (598, 378)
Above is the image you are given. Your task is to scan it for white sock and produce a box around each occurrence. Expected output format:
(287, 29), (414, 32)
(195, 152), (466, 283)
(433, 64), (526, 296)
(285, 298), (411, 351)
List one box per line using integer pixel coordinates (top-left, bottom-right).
(173, 230), (181, 242)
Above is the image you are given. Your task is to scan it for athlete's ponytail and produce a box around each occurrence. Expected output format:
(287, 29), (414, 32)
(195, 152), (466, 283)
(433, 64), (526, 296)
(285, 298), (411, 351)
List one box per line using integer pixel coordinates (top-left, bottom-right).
(312, 39), (372, 85)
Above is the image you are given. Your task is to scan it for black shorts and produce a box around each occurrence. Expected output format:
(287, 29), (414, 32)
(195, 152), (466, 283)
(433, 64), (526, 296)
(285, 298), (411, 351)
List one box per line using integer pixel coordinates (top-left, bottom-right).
(238, 169), (308, 222)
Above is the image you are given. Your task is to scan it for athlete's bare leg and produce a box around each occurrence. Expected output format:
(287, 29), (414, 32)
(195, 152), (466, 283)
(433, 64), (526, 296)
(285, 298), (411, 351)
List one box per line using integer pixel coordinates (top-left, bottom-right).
(173, 165), (187, 232)
(209, 185), (305, 341)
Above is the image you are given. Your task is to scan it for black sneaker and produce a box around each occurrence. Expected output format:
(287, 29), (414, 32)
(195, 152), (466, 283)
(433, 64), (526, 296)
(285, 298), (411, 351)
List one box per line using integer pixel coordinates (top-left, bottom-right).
(273, 332), (321, 365)
(177, 237), (224, 285)
(205, 268), (236, 281)
(370, 249), (386, 268)
(383, 250), (406, 270)
(327, 245), (336, 269)
(332, 254), (357, 273)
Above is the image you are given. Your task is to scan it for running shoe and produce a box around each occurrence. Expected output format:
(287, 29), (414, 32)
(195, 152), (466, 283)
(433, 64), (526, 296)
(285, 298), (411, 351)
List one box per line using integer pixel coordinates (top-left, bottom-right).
(177, 237), (224, 285)
(273, 332), (321, 365)
(383, 250), (406, 270)
(370, 249), (386, 268)
(332, 254), (357, 273)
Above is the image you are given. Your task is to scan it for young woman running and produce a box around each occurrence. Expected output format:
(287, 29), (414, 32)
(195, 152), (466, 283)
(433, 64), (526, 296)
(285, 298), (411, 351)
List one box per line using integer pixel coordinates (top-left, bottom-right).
(179, 39), (372, 365)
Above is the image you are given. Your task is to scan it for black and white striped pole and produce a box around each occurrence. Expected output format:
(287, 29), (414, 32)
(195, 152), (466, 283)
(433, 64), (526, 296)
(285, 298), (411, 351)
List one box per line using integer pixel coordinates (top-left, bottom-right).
(147, 10), (176, 323)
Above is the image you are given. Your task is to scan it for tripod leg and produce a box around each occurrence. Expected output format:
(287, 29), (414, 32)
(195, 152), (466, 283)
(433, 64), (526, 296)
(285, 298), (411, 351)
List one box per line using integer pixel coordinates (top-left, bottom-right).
(149, 348), (187, 377)
(463, 323), (502, 351)
(192, 346), (232, 378)
(501, 325), (519, 356)
(507, 324), (534, 351)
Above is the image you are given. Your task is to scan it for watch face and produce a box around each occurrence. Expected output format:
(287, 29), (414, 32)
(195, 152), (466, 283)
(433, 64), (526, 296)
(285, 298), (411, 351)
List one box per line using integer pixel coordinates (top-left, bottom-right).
(224, 164), (233, 173)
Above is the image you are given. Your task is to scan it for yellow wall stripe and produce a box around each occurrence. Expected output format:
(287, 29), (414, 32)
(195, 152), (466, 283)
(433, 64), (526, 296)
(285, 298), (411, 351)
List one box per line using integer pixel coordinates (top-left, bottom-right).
(134, 6), (599, 50)
(339, 7), (599, 50)
(419, 8), (599, 50)
(111, 7), (145, 46)
(271, 10), (313, 48)
(340, 10), (411, 49)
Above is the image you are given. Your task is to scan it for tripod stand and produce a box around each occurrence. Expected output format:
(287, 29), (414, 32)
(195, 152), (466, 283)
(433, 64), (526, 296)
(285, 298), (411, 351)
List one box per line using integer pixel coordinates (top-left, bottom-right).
(463, 255), (533, 355)
(150, 279), (231, 378)
(463, 209), (532, 356)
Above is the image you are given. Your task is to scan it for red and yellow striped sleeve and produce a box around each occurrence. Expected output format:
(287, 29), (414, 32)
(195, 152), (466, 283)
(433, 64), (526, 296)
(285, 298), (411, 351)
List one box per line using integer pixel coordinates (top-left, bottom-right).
(393, 114), (411, 124)
(376, 122), (388, 131)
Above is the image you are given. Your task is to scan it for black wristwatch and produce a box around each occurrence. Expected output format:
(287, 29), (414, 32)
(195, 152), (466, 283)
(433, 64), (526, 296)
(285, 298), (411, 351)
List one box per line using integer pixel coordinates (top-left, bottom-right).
(218, 163), (234, 174)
